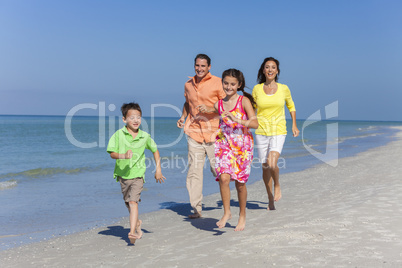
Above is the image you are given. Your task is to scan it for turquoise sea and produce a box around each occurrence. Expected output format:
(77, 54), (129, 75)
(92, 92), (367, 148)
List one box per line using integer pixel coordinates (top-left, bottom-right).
(0, 115), (401, 250)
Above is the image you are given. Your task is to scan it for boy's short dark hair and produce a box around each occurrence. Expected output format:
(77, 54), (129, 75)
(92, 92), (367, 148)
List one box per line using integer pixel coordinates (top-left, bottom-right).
(121, 102), (142, 117)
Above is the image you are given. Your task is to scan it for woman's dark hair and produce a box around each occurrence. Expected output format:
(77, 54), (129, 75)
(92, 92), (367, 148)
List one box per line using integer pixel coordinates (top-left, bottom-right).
(194, 54), (211, 66)
(257, 57), (280, 83)
(222, 68), (256, 108)
(121, 102), (142, 117)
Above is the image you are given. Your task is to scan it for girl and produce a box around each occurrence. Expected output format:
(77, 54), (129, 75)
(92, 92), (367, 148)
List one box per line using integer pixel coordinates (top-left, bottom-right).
(198, 68), (258, 231)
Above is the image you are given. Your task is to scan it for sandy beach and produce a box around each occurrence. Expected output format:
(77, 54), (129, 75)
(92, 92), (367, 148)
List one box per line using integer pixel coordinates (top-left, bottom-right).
(1, 127), (402, 267)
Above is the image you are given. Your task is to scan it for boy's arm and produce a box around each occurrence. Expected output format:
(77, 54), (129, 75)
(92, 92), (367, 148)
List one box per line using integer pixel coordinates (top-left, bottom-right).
(153, 150), (165, 183)
(110, 150), (133, 159)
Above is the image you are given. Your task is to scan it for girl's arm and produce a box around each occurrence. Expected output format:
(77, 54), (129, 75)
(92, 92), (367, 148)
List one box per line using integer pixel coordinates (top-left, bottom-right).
(196, 102), (218, 114)
(153, 150), (166, 183)
(222, 98), (259, 129)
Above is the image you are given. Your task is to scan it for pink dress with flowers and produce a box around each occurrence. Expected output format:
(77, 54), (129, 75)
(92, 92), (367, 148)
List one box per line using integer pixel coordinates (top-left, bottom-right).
(215, 95), (254, 183)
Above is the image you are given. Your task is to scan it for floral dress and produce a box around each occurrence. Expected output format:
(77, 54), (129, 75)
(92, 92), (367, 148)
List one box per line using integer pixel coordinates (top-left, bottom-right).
(215, 95), (254, 183)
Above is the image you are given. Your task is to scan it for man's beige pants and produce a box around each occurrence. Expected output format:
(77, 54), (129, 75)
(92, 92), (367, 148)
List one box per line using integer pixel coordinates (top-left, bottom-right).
(186, 137), (217, 214)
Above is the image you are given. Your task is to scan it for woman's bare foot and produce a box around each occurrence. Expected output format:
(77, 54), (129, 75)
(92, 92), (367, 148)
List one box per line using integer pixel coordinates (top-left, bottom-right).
(274, 185), (282, 201)
(128, 233), (136, 244)
(234, 215), (246, 231)
(188, 212), (202, 219)
(216, 213), (232, 228)
(136, 220), (143, 239)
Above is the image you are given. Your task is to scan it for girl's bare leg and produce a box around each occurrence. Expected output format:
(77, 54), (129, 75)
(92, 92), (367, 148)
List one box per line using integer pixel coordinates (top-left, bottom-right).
(234, 181), (247, 231)
(217, 173), (232, 228)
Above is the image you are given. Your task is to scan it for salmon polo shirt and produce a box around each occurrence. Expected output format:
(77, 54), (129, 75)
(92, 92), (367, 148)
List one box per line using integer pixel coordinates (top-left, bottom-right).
(184, 72), (225, 143)
(107, 127), (157, 182)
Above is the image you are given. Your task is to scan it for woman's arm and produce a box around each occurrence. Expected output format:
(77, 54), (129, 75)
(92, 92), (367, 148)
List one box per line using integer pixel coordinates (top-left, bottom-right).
(290, 111), (299, 137)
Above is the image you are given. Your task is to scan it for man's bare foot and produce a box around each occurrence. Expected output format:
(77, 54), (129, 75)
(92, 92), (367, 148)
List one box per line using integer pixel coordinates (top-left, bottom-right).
(216, 213), (231, 228)
(267, 204), (276, 211)
(274, 185), (282, 201)
(136, 220), (143, 239)
(234, 215), (246, 231)
(128, 233), (136, 244)
(188, 212), (202, 219)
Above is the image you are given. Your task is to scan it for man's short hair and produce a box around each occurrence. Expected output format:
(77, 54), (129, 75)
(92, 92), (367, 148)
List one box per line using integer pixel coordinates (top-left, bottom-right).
(194, 54), (211, 66)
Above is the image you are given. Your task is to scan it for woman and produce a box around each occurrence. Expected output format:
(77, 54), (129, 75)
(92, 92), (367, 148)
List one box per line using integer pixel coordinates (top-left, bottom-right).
(252, 57), (299, 210)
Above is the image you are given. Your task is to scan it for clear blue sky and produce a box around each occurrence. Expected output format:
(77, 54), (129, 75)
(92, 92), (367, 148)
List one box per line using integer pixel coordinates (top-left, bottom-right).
(1, 0), (401, 121)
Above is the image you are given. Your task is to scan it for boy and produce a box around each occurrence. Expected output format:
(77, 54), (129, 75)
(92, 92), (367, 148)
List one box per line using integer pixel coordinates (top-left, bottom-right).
(107, 102), (165, 244)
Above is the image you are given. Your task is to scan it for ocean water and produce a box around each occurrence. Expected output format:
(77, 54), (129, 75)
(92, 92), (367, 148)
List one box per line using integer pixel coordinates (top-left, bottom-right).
(0, 115), (401, 250)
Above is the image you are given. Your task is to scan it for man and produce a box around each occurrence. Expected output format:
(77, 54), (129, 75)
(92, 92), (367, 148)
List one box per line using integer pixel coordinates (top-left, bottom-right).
(177, 54), (225, 219)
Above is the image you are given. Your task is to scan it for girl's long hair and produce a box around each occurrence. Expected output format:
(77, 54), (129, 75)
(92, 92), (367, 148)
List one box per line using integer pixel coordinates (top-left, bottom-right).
(222, 68), (256, 108)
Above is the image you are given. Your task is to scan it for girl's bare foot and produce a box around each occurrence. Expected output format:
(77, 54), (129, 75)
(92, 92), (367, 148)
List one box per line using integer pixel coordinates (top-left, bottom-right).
(136, 220), (143, 239)
(234, 215), (246, 231)
(216, 213), (232, 228)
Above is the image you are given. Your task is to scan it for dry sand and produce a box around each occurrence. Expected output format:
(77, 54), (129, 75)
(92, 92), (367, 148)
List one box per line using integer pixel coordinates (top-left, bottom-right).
(1, 127), (402, 267)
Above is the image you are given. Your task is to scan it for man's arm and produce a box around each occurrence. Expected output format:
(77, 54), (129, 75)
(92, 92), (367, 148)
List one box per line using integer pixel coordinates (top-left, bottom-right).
(177, 102), (189, 128)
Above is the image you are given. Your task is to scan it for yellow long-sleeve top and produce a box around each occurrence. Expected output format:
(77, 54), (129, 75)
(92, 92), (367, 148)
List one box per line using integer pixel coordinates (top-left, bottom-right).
(252, 83), (296, 136)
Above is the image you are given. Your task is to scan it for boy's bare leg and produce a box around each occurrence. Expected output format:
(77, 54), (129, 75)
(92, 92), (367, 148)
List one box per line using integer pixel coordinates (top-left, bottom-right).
(234, 181), (247, 231)
(136, 219), (143, 239)
(128, 201), (139, 243)
(217, 174), (232, 228)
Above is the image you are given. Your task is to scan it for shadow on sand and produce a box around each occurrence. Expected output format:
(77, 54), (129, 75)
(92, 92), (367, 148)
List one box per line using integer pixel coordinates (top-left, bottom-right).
(159, 199), (267, 235)
(98, 200), (269, 243)
(98, 225), (151, 246)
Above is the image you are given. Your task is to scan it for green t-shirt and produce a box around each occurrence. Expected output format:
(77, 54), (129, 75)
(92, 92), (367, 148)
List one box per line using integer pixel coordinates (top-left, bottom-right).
(107, 127), (157, 182)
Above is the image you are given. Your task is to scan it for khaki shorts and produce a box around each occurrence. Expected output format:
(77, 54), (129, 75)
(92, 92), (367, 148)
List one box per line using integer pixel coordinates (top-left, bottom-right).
(119, 177), (143, 208)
